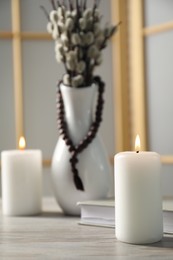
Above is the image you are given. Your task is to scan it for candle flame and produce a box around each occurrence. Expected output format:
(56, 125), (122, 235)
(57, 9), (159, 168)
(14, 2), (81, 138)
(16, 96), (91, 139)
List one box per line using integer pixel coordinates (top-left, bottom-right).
(135, 135), (140, 152)
(19, 136), (26, 150)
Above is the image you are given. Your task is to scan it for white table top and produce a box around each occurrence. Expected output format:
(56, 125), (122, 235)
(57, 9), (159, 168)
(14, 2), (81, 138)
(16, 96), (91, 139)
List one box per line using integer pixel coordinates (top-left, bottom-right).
(0, 198), (173, 259)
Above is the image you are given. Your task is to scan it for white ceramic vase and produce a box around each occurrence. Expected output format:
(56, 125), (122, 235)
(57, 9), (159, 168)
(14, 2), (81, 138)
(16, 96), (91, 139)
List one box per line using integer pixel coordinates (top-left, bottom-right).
(51, 83), (113, 215)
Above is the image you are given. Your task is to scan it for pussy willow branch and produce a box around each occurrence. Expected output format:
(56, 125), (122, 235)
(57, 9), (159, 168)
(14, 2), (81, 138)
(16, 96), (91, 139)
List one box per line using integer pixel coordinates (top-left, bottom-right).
(62, 0), (67, 8)
(83, 0), (87, 10)
(68, 0), (74, 10)
(40, 5), (50, 21)
(46, 0), (101, 12)
(50, 0), (57, 10)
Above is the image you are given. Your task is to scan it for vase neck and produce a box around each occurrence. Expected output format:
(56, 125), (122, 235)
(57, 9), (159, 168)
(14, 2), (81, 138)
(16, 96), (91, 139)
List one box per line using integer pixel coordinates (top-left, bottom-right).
(60, 84), (96, 145)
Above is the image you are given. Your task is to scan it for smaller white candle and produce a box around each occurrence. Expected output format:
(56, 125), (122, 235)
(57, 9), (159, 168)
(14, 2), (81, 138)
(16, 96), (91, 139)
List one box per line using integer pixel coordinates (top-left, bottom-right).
(1, 137), (42, 216)
(114, 135), (163, 244)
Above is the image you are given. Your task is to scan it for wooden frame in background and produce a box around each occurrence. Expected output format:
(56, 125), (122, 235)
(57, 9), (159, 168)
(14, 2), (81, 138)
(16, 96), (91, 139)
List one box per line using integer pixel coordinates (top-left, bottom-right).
(111, 0), (131, 152)
(0, 0), (51, 167)
(126, 0), (173, 164)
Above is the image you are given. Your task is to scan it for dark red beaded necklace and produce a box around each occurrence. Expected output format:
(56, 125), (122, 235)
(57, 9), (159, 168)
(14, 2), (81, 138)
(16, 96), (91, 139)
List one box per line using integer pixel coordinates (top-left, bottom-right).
(56, 76), (105, 191)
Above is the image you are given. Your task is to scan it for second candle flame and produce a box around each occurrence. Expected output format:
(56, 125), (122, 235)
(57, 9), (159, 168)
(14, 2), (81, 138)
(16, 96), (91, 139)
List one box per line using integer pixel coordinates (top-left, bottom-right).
(135, 135), (140, 153)
(19, 136), (26, 150)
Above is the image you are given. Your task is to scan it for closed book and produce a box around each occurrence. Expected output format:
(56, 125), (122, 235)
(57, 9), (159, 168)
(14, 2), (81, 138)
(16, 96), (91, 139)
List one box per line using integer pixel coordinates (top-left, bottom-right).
(77, 197), (173, 233)
(77, 199), (115, 228)
(163, 196), (173, 234)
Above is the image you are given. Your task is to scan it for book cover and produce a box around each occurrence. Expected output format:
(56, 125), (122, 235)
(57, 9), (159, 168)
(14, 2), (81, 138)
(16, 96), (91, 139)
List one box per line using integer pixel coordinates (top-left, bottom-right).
(77, 199), (115, 228)
(163, 196), (173, 234)
(77, 196), (173, 233)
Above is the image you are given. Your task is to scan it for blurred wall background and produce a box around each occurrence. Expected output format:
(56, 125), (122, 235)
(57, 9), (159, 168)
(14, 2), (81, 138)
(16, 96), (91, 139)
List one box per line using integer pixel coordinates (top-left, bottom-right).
(144, 0), (173, 196)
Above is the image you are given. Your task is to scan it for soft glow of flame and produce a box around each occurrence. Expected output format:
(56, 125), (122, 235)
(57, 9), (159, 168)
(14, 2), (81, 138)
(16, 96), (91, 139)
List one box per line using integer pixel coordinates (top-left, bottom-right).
(19, 136), (26, 150)
(135, 135), (140, 152)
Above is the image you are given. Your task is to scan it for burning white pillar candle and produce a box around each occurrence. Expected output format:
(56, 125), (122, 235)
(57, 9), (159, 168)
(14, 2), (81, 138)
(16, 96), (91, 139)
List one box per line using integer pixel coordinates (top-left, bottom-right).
(114, 135), (163, 244)
(1, 137), (42, 216)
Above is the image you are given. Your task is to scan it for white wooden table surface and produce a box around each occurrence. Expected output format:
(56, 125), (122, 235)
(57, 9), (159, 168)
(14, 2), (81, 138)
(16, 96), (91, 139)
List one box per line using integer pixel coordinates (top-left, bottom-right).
(0, 198), (173, 259)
